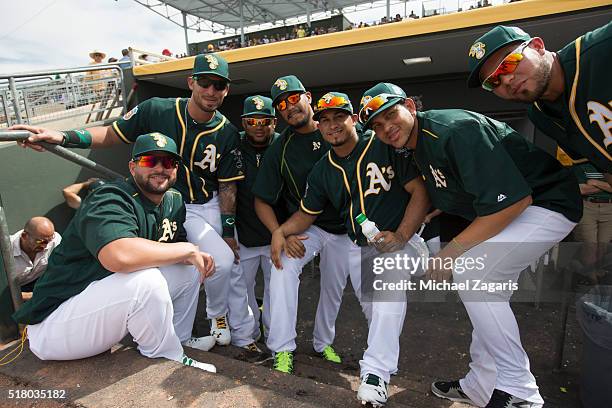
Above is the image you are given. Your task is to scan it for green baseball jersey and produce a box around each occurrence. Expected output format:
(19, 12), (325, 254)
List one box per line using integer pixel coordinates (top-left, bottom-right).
(527, 22), (612, 173)
(301, 132), (418, 246)
(572, 162), (612, 200)
(252, 127), (346, 234)
(12, 178), (187, 325)
(112, 97), (245, 204)
(413, 109), (583, 223)
(236, 131), (287, 247)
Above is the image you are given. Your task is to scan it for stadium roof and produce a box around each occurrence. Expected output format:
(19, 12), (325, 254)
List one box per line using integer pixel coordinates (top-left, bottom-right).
(134, 0), (386, 32)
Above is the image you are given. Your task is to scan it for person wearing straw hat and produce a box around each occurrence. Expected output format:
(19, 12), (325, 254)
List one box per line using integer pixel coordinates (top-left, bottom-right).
(12, 132), (218, 373)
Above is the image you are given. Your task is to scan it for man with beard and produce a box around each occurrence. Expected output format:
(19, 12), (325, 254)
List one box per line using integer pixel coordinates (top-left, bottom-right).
(12, 133), (219, 372)
(270, 92), (429, 406)
(12, 53), (246, 347)
(229, 95), (281, 348)
(252, 76), (354, 373)
(467, 23), (612, 177)
(358, 82), (582, 407)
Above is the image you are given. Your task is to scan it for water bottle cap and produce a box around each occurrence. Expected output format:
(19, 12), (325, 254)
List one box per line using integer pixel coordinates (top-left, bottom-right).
(355, 213), (367, 224)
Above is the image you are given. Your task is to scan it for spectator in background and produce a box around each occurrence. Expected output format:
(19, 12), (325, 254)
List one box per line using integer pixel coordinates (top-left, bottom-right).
(107, 57), (118, 63)
(296, 25), (306, 38)
(409, 10), (418, 19)
(571, 161), (612, 283)
(62, 178), (106, 209)
(207, 43), (215, 52)
(10, 217), (61, 299)
(86, 49), (108, 94)
(118, 48), (132, 69)
(162, 49), (172, 57)
(394, 13), (402, 22)
(89, 49), (106, 65)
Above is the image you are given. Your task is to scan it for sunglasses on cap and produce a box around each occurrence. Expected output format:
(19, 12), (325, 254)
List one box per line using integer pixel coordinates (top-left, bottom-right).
(315, 95), (351, 111)
(244, 117), (273, 127)
(481, 41), (530, 92)
(358, 93), (404, 124)
(132, 155), (179, 169)
(276, 92), (303, 111)
(193, 76), (228, 91)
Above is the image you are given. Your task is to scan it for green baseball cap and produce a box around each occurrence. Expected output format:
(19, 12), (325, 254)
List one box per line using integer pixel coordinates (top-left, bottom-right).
(270, 75), (306, 104)
(313, 91), (353, 120)
(131, 132), (181, 161)
(192, 53), (231, 82)
(467, 25), (531, 88)
(242, 95), (275, 117)
(358, 82), (406, 129)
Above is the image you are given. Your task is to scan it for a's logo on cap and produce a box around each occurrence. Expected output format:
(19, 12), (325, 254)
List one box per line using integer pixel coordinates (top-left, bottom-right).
(274, 79), (288, 90)
(469, 42), (486, 60)
(151, 132), (168, 147)
(253, 96), (265, 110)
(205, 55), (219, 69)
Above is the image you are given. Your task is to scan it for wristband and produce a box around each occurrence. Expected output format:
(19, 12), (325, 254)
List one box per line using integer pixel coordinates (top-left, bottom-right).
(60, 129), (92, 148)
(221, 215), (235, 238)
(450, 238), (466, 254)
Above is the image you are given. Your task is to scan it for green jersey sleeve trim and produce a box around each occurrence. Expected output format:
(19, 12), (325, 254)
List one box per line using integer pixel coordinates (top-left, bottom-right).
(568, 35), (612, 162)
(112, 121), (132, 144)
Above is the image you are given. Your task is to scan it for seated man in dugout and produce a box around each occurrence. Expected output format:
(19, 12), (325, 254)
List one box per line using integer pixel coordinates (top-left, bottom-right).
(10, 217), (61, 300)
(12, 132), (218, 372)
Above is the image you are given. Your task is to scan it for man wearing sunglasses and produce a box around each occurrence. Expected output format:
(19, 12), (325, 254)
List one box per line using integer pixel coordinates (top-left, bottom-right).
(13, 132), (219, 373)
(10, 217), (61, 298)
(12, 53), (247, 348)
(230, 95), (281, 348)
(358, 82), (582, 408)
(270, 91), (429, 406)
(252, 76), (353, 373)
(467, 23), (612, 178)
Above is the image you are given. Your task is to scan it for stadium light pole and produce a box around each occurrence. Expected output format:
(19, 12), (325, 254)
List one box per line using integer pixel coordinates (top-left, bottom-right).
(240, 0), (245, 47)
(182, 11), (190, 56)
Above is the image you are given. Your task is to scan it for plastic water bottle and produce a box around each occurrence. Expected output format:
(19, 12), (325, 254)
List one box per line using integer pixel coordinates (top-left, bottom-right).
(356, 213), (381, 243)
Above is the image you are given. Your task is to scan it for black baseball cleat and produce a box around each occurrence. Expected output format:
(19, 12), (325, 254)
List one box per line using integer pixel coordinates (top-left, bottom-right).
(431, 380), (477, 405)
(485, 389), (543, 408)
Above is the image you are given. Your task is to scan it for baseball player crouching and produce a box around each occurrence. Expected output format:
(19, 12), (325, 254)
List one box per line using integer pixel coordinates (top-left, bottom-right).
(13, 53), (248, 347)
(359, 83), (582, 407)
(270, 92), (429, 406)
(12, 133), (219, 372)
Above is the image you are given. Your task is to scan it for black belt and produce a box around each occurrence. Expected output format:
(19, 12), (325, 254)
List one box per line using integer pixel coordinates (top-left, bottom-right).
(585, 196), (612, 204)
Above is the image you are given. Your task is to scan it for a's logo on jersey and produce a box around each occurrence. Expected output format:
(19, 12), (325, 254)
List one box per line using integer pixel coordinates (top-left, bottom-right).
(151, 132), (168, 147)
(497, 194), (507, 202)
(469, 42), (486, 60)
(231, 147), (244, 169)
(205, 54), (219, 69)
(274, 79), (288, 90)
(430, 165), (447, 188)
(158, 218), (177, 242)
(253, 96), (265, 110)
(364, 163), (395, 197)
(194, 144), (218, 172)
(312, 141), (321, 150)
(122, 106), (138, 120)
(587, 101), (612, 147)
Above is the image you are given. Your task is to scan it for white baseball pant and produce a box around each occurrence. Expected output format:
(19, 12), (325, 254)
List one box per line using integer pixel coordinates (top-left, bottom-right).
(230, 243), (272, 342)
(455, 206), (576, 406)
(266, 226), (363, 353)
(185, 198), (237, 320)
(27, 264), (201, 363)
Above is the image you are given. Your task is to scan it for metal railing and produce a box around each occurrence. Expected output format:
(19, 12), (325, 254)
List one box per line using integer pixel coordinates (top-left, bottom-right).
(0, 65), (127, 130)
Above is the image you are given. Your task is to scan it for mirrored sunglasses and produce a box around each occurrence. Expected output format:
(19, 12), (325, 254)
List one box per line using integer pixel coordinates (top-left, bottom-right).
(245, 117), (273, 127)
(34, 237), (52, 245)
(358, 93), (404, 124)
(315, 95), (350, 111)
(193, 76), (228, 91)
(276, 93), (303, 111)
(482, 41), (530, 91)
(133, 155), (179, 169)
